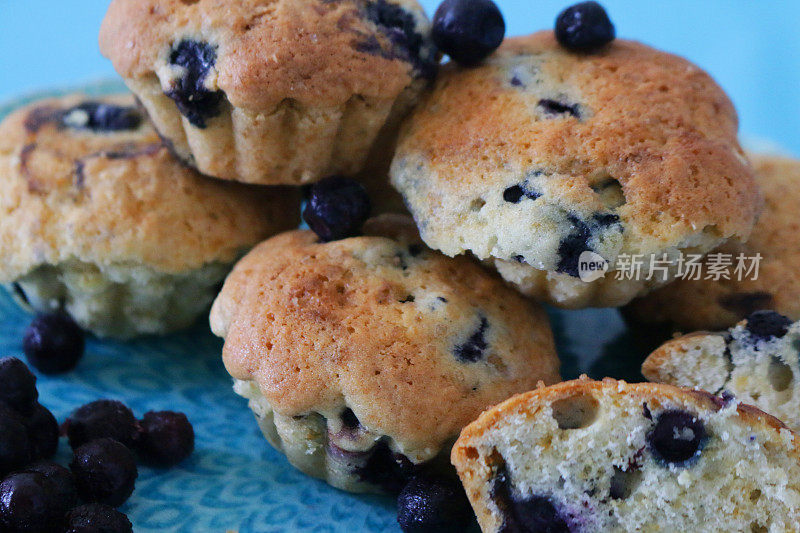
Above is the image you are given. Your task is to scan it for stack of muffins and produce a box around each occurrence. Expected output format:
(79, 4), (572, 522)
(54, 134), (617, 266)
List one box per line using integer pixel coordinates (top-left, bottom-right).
(2, 0), (800, 531)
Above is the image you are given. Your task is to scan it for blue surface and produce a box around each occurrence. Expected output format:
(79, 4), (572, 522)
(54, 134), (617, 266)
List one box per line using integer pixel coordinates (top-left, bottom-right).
(1, 0), (799, 155)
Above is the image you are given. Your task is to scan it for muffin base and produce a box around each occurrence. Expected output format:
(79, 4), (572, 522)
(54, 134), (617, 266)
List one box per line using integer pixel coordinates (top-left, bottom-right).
(6, 259), (231, 339)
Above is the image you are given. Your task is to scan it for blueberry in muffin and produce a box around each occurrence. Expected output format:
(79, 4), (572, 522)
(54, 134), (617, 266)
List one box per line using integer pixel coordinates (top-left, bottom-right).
(100, 0), (439, 185)
(452, 377), (800, 532)
(0, 94), (299, 338)
(390, 32), (759, 308)
(210, 214), (560, 493)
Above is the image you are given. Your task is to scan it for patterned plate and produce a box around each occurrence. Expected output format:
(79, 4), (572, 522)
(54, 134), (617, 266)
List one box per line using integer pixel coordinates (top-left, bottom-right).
(0, 82), (657, 532)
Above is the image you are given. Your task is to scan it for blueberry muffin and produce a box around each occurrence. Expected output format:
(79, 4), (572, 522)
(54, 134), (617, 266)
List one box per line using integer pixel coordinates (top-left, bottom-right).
(643, 310), (800, 432)
(100, 0), (438, 186)
(390, 31), (759, 308)
(452, 377), (800, 532)
(0, 94), (299, 339)
(209, 214), (560, 493)
(627, 154), (800, 330)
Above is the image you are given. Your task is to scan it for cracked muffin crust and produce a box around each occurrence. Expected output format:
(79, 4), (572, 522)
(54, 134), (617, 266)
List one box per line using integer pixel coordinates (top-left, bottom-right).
(644, 310), (800, 434)
(209, 214), (560, 493)
(390, 31), (759, 308)
(627, 153), (800, 330)
(0, 94), (299, 338)
(100, 0), (439, 185)
(452, 377), (800, 532)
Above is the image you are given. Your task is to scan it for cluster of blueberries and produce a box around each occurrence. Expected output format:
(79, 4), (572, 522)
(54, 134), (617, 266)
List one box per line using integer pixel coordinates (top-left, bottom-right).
(0, 357), (194, 532)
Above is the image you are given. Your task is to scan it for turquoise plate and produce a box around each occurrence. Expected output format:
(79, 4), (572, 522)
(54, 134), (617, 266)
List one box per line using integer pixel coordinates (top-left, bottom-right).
(0, 82), (662, 532)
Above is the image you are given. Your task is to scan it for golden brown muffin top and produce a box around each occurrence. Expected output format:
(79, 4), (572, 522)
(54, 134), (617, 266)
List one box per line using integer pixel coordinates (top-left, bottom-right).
(627, 154), (800, 330)
(100, 0), (438, 110)
(0, 94), (299, 280)
(391, 32), (759, 268)
(210, 215), (560, 457)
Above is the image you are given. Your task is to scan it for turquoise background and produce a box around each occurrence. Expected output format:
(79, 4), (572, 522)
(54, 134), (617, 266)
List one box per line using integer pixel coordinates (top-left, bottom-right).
(1, 0), (799, 155)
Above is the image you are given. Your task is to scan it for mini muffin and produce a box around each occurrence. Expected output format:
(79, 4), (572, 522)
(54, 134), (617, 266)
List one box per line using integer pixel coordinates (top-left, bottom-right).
(0, 94), (299, 339)
(209, 215), (560, 494)
(643, 310), (800, 432)
(99, 0), (438, 186)
(452, 377), (800, 532)
(390, 31), (759, 308)
(627, 154), (800, 330)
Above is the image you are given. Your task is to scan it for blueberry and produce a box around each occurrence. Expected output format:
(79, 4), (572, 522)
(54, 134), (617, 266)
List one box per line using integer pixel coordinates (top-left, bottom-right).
(397, 474), (474, 532)
(0, 357), (38, 414)
(355, 441), (418, 493)
(136, 411), (194, 467)
(25, 461), (78, 512)
(165, 40), (224, 128)
(65, 503), (133, 533)
(65, 400), (140, 449)
(502, 182), (540, 203)
(745, 310), (792, 341)
(24, 403), (59, 461)
(454, 315), (489, 363)
(537, 99), (581, 119)
(70, 438), (138, 507)
(62, 102), (142, 132)
(432, 0), (505, 66)
(556, 213), (619, 277)
(490, 460), (571, 532)
(647, 410), (706, 466)
(0, 404), (31, 477)
(23, 313), (85, 375)
(340, 408), (361, 431)
(555, 2), (615, 53)
(302, 176), (372, 242)
(0, 472), (63, 533)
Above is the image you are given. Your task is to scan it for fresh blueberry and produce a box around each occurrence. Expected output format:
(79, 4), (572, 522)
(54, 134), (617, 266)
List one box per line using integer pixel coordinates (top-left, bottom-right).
(0, 472), (63, 533)
(555, 2), (615, 53)
(302, 176), (372, 242)
(65, 503), (133, 533)
(0, 404), (31, 477)
(23, 313), (85, 375)
(364, 0), (438, 79)
(745, 310), (792, 341)
(454, 315), (489, 363)
(136, 411), (194, 467)
(397, 474), (474, 532)
(65, 400), (140, 449)
(490, 460), (571, 532)
(432, 0), (505, 66)
(647, 410), (706, 466)
(165, 40), (224, 128)
(0, 357), (38, 414)
(62, 102), (142, 132)
(70, 438), (138, 507)
(24, 403), (59, 461)
(25, 461), (78, 512)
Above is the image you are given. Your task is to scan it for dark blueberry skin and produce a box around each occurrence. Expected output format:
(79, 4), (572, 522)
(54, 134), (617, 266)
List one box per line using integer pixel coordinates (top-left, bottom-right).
(302, 176), (372, 242)
(490, 460), (570, 533)
(503, 183), (540, 203)
(62, 102), (142, 132)
(454, 315), (489, 363)
(555, 2), (615, 53)
(647, 410), (707, 466)
(25, 461), (78, 512)
(745, 310), (792, 341)
(0, 404), (31, 477)
(397, 474), (474, 532)
(0, 357), (38, 414)
(165, 40), (224, 128)
(353, 441), (418, 494)
(365, 0), (438, 79)
(25, 403), (60, 461)
(432, 0), (505, 66)
(0, 472), (64, 533)
(136, 411), (195, 467)
(537, 99), (581, 119)
(556, 213), (620, 277)
(70, 438), (138, 507)
(65, 503), (133, 533)
(23, 313), (85, 375)
(65, 400), (140, 450)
